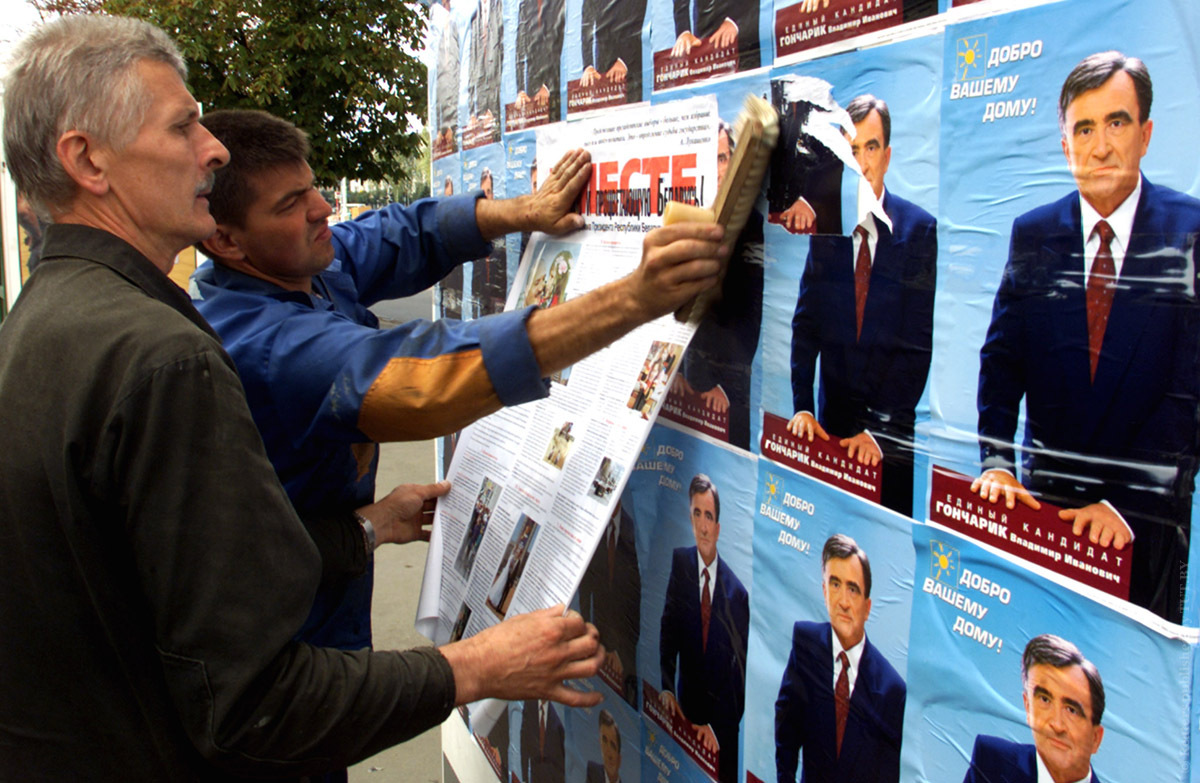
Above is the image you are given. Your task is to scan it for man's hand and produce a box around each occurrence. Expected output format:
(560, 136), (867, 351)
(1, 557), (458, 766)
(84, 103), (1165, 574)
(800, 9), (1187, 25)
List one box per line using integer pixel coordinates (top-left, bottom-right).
(695, 724), (719, 752)
(786, 411), (829, 442)
(1059, 504), (1134, 549)
(515, 90), (531, 107)
(799, 0), (829, 11)
(780, 198), (816, 234)
(358, 480), (450, 546)
(605, 649), (625, 682)
(475, 148), (592, 239)
(659, 689), (682, 717)
(708, 18), (738, 49)
(605, 58), (628, 83)
(671, 31), (702, 57)
(580, 65), (602, 86)
(672, 374), (696, 396)
(534, 84), (550, 104)
(700, 386), (729, 413)
(839, 432), (880, 466)
(440, 604), (604, 706)
(970, 469), (1041, 511)
(624, 223), (728, 322)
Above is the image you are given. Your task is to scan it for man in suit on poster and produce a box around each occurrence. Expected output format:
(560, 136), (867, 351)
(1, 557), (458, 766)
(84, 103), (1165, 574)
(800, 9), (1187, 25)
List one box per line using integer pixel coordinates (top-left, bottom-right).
(963, 634), (1105, 783)
(434, 0), (460, 149)
(677, 122), (764, 451)
(520, 698), (565, 783)
(467, 0), (502, 131)
(514, 0), (564, 122)
(580, 0), (646, 104)
(578, 503), (641, 706)
(787, 95), (937, 517)
(774, 534), (906, 782)
(586, 709), (625, 783)
(973, 51), (1200, 622)
(670, 0), (760, 71)
(659, 474), (750, 783)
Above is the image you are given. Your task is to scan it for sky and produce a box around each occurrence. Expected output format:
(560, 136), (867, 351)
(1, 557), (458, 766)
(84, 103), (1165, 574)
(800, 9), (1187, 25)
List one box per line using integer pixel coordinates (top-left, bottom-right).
(0, 0), (48, 64)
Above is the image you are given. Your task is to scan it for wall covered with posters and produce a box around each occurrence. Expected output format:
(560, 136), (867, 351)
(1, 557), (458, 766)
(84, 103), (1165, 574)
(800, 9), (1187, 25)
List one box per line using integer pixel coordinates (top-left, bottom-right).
(426, 0), (1200, 780)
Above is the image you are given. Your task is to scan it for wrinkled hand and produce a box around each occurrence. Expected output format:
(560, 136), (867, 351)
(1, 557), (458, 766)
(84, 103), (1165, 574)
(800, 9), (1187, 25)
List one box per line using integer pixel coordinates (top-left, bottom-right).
(440, 604), (604, 706)
(1059, 503), (1134, 549)
(522, 148), (592, 235)
(799, 0), (829, 11)
(671, 31), (702, 58)
(605, 58), (628, 83)
(695, 724), (719, 752)
(626, 223), (728, 321)
(580, 65), (602, 86)
(700, 386), (729, 413)
(970, 469), (1041, 511)
(786, 411), (829, 442)
(840, 432), (881, 466)
(708, 18), (738, 49)
(780, 198), (816, 234)
(358, 480), (450, 546)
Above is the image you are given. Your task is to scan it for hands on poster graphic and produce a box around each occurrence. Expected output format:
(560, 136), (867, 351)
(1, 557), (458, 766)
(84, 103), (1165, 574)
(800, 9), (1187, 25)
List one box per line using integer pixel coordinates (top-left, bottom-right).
(440, 604), (605, 707)
(798, 0), (830, 11)
(786, 411), (882, 466)
(657, 690), (721, 752)
(970, 470), (1133, 548)
(777, 197), (817, 233)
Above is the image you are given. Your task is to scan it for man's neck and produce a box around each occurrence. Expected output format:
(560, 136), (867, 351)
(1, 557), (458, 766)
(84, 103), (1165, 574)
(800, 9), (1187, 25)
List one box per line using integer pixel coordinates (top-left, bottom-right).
(55, 208), (178, 274)
(218, 258), (314, 294)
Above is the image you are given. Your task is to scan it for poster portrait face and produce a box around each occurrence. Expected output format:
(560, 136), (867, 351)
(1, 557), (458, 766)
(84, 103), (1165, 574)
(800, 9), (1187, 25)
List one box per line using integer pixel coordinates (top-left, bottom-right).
(821, 554), (871, 649)
(689, 487), (720, 565)
(850, 109), (891, 201)
(1059, 69), (1152, 216)
(599, 713), (621, 779)
(1022, 662), (1104, 782)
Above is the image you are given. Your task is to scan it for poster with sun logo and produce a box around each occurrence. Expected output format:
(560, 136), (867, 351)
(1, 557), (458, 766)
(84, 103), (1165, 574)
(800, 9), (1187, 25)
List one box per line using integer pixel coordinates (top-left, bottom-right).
(742, 458), (914, 782)
(902, 524), (1195, 782)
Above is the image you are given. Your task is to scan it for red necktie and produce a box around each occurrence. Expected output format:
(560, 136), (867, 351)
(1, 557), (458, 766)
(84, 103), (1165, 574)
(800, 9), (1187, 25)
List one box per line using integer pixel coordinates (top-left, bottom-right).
(854, 226), (871, 340)
(701, 570), (712, 651)
(835, 652), (850, 757)
(1086, 220), (1117, 382)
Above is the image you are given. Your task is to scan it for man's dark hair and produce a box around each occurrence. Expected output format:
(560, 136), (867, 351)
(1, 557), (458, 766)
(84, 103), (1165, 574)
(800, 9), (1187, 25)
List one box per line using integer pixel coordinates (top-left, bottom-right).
(688, 474), (720, 524)
(846, 94), (890, 148)
(481, 168), (493, 187)
(1021, 634), (1105, 725)
(199, 109), (311, 228)
(598, 708), (620, 746)
(821, 533), (872, 598)
(1058, 51), (1152, 132)
(718, 120), (734, 151)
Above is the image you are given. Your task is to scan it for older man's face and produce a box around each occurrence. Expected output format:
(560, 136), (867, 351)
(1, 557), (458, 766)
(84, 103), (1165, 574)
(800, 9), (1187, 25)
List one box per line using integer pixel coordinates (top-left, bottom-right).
(99, 59), (228, 265)
(600, 721), (621, 780)
(1061, 70), (1152, 217)
(1023, 663), (1104, 783)
(690, 488), (719, 566)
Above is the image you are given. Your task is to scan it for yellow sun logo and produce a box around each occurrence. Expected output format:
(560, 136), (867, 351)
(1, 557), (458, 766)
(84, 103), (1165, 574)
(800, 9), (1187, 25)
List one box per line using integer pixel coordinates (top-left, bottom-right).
(764, 473), (782, 505)
(930, 539), (959, 584)
(956, 35), (986, 82)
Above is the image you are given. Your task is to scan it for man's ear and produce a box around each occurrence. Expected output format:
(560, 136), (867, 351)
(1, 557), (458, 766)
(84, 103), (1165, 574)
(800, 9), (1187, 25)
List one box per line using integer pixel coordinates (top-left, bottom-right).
(55, 130), (108, 198)
(201, 226), (245, 263)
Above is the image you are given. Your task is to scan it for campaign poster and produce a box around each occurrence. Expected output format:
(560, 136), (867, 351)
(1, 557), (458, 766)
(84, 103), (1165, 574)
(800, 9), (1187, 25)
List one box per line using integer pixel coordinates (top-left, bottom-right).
(902, 523), (1196, 782)
(627, 423), (755, 783)
(773, 0), (938, 61)
(645, 0), (771, 92)
(462, 0), (504, 148)
(928, 0), (1200, 624)
(429, 0), (469, 159)
(433, 153), (465, 324)
(742, 461), (914, 783)
(504, 130), (539, 286)
(562, 0), (651, 114)
(757, 33), (941, 520)
(504, 0), (566, 130)
(652, 71), (769, 453)
(463, 143), (509, 318)
(562, 684), (644, 783)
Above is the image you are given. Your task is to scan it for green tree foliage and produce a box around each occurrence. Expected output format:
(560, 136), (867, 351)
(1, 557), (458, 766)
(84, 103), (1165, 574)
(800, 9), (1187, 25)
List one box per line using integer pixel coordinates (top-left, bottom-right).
(33, 0), (428, 185)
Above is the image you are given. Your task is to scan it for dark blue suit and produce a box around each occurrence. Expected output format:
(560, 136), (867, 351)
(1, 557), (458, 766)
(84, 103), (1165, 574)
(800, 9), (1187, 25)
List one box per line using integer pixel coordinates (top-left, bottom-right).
(660, 546), (750, 783)
(978, 178), (1200, 622)
(774, 621), (905, 782)
(962, 735), (1101, 783)
(520, 699), (564, 783)
(791, 191), (937, 516)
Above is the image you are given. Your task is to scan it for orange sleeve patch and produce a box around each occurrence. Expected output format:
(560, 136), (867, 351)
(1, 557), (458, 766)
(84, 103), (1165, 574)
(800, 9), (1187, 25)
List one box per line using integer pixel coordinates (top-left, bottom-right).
(358, 350), (501, 441)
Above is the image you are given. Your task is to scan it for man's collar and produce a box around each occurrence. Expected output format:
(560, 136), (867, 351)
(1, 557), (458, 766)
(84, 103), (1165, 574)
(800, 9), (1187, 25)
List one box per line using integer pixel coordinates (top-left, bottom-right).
(195, 260), (320, 307)
(1034, 746), (1093, 783)
(1080, 173), (1141, 250)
